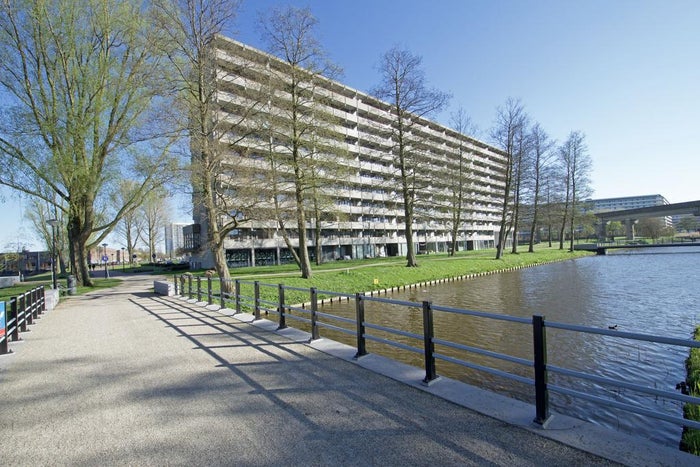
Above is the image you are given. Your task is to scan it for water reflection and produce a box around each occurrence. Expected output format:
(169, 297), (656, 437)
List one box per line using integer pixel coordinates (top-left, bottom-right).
(314, 248), (700, 447)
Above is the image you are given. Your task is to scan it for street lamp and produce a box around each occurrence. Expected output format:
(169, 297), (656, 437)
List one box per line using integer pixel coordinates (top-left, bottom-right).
(47, 219), (58, 289)
(102, 242), (109, 278)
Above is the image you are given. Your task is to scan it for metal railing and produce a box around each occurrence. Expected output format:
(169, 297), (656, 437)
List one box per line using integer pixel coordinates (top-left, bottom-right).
(0, 286), (46, 355)
(173, 274), (700, 432)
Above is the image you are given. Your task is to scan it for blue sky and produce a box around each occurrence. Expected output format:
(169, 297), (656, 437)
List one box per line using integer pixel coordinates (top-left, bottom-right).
(2, 0), (698, 250)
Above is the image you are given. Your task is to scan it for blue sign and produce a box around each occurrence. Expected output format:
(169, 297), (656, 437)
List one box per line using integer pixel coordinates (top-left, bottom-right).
(102, 255), (109, 262)
(0, 301), (5, 338)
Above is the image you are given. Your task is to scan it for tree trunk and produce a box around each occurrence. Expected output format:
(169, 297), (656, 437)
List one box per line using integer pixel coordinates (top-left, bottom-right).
(212, 243), (232, 295)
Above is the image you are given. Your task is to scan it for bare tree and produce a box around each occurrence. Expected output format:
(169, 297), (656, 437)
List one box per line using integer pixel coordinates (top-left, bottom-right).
(372, 47), (450, 267)
(558, 131), (593, 251)
(509, 120), (531, 254)
(490, 98), (528, 259)
(526, 123), (555, 252)
(113, 181), (145, 265)
(140, 188), (169, 262)
(258, 6), (343, 278)
(0, 0), (179, 286)
(445, 108), (476, 256)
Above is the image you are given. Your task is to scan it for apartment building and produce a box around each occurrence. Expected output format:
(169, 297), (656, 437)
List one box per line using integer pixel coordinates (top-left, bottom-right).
(188, 36), (507, 269)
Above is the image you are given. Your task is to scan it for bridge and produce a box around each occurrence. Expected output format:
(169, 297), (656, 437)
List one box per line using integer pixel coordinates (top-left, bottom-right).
(595, 200), (700, 241)
(574, 239), (700, 255)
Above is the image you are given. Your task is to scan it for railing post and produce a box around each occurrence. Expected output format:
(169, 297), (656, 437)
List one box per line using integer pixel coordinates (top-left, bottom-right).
(187, 275), (193, 299)
(174, 274), (179, 295)
(354, 293), (367, 359)
(21, 293), (30, 327)
(422, 301), (438, 384)
(10, 298), (19, 341)
(254, 281), (260, 320)
(310, 288), (319, 340)
(207, 276), (213, 305)
(32, 288), (39, 319)
(219, 279), (226, 309)
(196, 277), (202, 302)
(277, 284), (286, 330)
(235, 280), (241, 314)
(40, 286), (45, 313)
(180, 275), (185, 297)
(532, 315), (551, 427)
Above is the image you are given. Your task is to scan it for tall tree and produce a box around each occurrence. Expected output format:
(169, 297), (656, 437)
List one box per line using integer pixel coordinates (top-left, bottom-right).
(509, 119), (531, 254)
(445, 108), (476, 256)
(258, 6), (343, 278)
(490, 98), (528, 259)
(0, 0), (178, 286)
(558, 131), (593, 251)
(526, 123), (555, 252)
(153, 0), (261, 291)
(372, 47), (449, 267)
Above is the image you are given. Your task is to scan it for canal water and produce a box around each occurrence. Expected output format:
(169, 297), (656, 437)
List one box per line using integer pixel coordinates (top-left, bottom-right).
(316, 247), (700, 447)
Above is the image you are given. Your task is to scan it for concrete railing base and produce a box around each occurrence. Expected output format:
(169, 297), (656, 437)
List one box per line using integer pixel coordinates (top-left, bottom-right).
(154, 280), (175, 296)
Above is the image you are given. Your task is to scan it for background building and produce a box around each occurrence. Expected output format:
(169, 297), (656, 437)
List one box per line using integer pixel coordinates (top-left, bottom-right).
(188, 36), (507, 269)
(589, 194), (672, 227)
(589, 194), (669, 212)
(164, 223), (188, 259)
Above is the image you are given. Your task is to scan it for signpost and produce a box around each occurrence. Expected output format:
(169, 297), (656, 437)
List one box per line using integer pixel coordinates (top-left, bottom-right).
(0, 301), (6, 354)
(0, 301), (5, 339)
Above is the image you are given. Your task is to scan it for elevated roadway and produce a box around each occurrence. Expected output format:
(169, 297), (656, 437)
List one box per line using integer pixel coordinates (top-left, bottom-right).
(595, 200), (700, 240)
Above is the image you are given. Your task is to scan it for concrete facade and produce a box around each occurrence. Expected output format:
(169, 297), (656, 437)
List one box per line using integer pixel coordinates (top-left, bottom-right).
(164, 223), (187, 259)
(189, 36), (507, 269)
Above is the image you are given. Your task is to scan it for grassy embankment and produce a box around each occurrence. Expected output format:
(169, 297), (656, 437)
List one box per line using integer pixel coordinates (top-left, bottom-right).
(681, 326), (700, 455)
(182, 246), (593, 309)
(0, 272), (121, 303)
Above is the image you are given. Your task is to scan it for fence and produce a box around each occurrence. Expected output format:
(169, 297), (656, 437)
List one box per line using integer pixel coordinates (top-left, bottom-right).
(173, 274), (700, 433)
(0, 286), (46, 355)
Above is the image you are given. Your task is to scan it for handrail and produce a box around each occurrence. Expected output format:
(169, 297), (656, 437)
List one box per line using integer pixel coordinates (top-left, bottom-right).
(173, 274), (700, 437)
(1, 286), (46, 355)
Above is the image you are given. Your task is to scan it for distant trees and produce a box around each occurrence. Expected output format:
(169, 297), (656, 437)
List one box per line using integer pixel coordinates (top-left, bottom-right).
(490, 98), (528, 259)
(525, 124), (555, 252)
(558, 131), (593, 251)
(372, 47), (450, 267)
(677, 216), (699, 233)
(488, 98), (594, 255)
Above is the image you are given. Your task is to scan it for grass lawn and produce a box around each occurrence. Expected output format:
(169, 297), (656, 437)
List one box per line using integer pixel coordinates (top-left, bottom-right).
(0, 273), (122, 303)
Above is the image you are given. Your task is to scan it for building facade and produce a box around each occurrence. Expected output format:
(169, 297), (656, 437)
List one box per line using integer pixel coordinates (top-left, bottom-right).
(164, 223), (188, 259)
(188, 36), (507, 269)
(589, 194), (669, 212)
(590, 194), (672, 227)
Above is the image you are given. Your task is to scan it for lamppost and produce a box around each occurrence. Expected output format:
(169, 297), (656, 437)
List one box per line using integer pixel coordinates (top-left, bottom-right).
(121, 247), (125, 271)
(47, 218), (58, 289)
(102, 243), (109, 278)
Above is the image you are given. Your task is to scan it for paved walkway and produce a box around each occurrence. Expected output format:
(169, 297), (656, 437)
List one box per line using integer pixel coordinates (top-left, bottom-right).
(0, 275), (691, 465)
